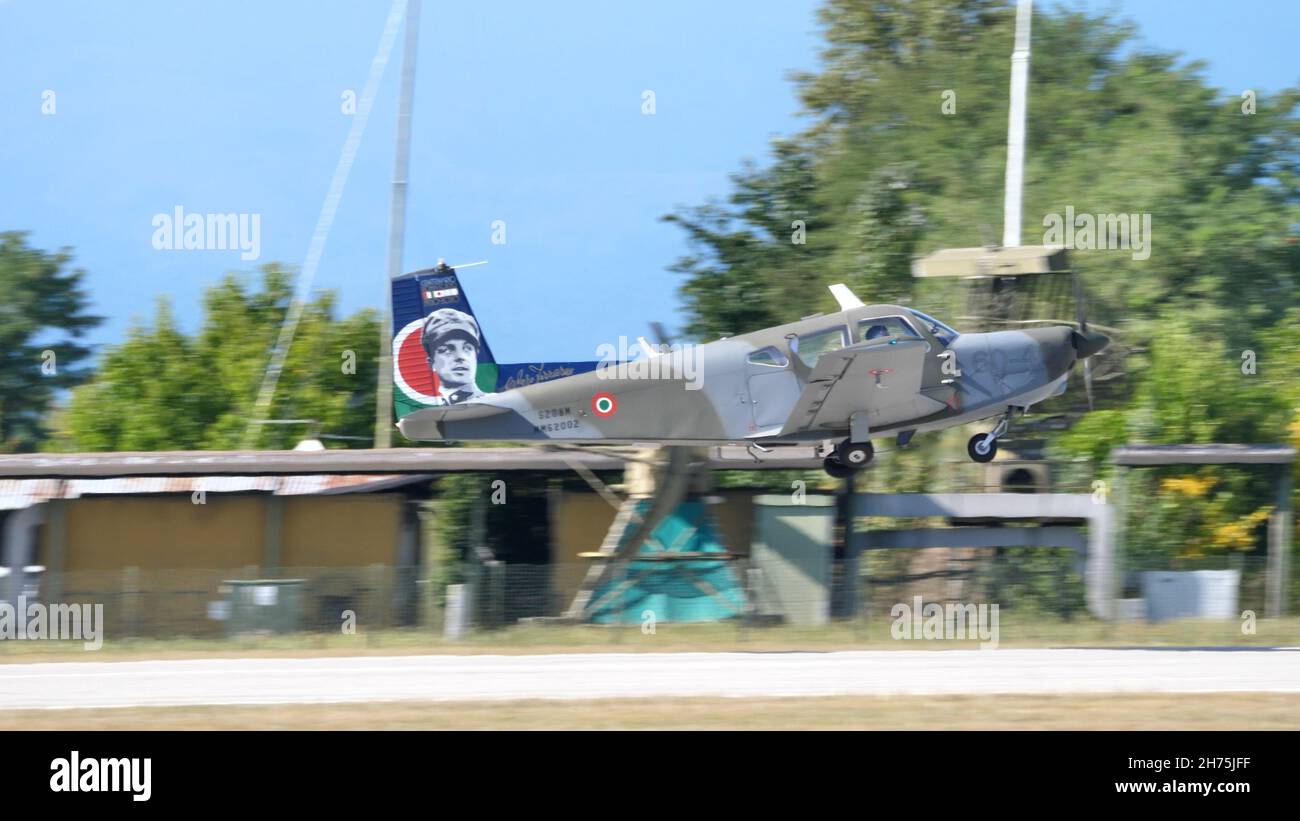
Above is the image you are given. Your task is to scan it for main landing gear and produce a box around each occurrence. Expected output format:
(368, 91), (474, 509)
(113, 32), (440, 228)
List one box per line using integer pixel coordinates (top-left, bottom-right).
(967, 407), (1017, 463)
(823, 439), (874, 478)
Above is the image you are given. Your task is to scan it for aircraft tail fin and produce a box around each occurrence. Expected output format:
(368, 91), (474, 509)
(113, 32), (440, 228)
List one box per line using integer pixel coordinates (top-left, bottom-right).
(390, 263), (598, 423)
(391, 264), (499, 420)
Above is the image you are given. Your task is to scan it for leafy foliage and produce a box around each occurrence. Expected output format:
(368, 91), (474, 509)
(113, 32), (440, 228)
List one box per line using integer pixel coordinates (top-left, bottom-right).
(665, 0), (1300, 343)
(50, 266), (380, 451)
(0, 232), (102, 452)
(663, 0), (1300, 563)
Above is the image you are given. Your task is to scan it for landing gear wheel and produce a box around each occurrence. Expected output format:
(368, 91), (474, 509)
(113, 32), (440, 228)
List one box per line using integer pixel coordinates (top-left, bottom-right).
(823, 457), (854, 479)
(967, 433), (998, 463)
(835, 440), (874, 469)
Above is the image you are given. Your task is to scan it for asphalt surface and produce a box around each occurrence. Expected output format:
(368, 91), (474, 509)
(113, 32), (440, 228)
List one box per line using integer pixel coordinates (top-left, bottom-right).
(2, 648), (1298, 709)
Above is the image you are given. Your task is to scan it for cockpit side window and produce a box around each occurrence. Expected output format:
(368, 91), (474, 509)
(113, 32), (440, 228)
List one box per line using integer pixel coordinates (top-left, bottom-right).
(856, 316), (921, 344)
(791, 326), (848, 368)
(746, 346), (789, 368)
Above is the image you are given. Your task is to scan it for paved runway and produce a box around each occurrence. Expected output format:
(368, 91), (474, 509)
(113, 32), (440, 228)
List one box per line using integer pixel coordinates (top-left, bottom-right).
(2, 649), (1298, 709)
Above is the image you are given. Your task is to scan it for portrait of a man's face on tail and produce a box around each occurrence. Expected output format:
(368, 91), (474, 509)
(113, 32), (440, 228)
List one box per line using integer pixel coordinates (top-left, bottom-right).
(421, 307), (485, 405)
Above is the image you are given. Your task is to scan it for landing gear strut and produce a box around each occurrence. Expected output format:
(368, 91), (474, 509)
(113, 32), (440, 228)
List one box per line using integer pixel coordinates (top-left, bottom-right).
(967, 408), (1015, 463)
(823, 439), (874, 477)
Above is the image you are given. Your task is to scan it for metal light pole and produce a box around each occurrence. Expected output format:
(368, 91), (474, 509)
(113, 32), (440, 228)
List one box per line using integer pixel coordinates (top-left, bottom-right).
(1001, 0), (1032, 248)
(375, 0), (422, 447)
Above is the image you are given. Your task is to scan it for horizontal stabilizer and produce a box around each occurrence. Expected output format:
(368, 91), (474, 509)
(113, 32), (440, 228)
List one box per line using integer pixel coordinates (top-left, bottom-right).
(396, 401), (512, 441)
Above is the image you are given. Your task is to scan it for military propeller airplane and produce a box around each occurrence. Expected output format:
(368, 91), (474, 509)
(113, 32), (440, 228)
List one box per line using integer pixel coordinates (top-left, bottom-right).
(389, 258), (1109, 478)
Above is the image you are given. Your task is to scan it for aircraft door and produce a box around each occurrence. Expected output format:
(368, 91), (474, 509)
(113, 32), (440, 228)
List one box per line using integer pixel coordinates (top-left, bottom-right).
(745, 346), (799, 430)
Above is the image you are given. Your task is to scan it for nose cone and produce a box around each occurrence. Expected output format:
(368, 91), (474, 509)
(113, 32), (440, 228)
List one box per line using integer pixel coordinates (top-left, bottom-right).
(1072, 329), (1110, 359)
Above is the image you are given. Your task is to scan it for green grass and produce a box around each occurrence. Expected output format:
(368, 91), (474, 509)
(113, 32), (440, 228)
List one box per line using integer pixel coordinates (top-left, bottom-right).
(8, 694), (1300, 730)
(1, 614), (1296, 663)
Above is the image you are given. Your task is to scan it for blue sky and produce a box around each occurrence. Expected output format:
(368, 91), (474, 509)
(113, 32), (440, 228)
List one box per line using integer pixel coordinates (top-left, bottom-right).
(1, 0), (1296, 364)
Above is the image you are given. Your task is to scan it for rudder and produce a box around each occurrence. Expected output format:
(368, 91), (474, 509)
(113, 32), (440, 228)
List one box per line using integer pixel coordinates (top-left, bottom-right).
(390, 263), (598, 420)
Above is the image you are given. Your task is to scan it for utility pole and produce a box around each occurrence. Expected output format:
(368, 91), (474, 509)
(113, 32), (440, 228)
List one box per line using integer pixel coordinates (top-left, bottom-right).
(1001, 0), (1032, 248)
(375, 0), (421, 447)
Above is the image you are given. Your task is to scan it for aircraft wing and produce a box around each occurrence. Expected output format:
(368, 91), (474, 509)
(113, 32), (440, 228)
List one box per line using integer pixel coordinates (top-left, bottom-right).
(395, 400), (513, 441)
(778, 338), (947, 435)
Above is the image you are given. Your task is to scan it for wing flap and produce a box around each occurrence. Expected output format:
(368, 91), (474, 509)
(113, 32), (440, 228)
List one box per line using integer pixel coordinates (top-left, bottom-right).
(779, 339), (944, 435)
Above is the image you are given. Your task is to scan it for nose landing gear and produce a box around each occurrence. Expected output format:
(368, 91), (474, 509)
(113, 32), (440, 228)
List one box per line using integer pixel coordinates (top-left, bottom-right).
(967, 432), (998, 463)
(967, 407), (1018, 463)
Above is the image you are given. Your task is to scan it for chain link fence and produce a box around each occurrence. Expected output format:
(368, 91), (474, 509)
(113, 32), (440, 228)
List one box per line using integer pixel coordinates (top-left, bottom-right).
(2, 552), (1293, 644)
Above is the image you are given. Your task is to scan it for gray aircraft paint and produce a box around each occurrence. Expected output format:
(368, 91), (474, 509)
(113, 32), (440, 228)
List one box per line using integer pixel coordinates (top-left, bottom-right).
(397, 302), (1100, 449)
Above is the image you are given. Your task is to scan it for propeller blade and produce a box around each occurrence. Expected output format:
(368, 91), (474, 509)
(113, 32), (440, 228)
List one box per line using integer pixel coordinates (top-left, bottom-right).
(1072, 269), (1088, 334)
(1084, 357), (1094, 410)
(649, 321), (673, 347)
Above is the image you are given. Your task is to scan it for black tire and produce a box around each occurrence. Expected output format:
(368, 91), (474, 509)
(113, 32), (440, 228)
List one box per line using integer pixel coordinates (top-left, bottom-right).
(823, 456), (854, 479)
(967, 432), (998, 463)
(835, 440), (875, 469)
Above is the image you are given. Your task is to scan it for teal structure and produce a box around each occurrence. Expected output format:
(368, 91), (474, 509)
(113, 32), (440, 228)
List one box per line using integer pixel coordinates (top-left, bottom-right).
(588, 500), (745, 623)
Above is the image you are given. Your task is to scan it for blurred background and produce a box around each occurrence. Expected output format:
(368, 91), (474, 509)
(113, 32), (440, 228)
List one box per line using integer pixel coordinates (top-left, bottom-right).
(1, 0), (1299, 724)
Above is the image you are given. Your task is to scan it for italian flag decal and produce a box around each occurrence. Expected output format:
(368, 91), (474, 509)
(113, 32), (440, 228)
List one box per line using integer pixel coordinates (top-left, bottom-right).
(591, 392), (617, 417)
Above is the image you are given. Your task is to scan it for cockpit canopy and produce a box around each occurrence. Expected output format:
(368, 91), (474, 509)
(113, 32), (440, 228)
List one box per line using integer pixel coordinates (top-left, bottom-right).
(907, 309), (959, 346)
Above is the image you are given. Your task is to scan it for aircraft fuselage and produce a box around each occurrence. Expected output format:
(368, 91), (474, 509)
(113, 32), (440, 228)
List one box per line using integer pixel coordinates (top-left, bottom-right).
(396, 303), (1084, 448)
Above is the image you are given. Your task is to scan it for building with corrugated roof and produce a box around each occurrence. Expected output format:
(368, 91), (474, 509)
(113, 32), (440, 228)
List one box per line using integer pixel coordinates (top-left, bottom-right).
(0, 474), (435, 636)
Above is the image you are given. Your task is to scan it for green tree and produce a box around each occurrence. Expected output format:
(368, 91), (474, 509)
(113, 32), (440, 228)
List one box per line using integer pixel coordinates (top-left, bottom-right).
(51, 265), (380, 451)
(664, 0), (1300, 344)
(661, 0), (1300, 568)
(0, 232), (102, 451)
